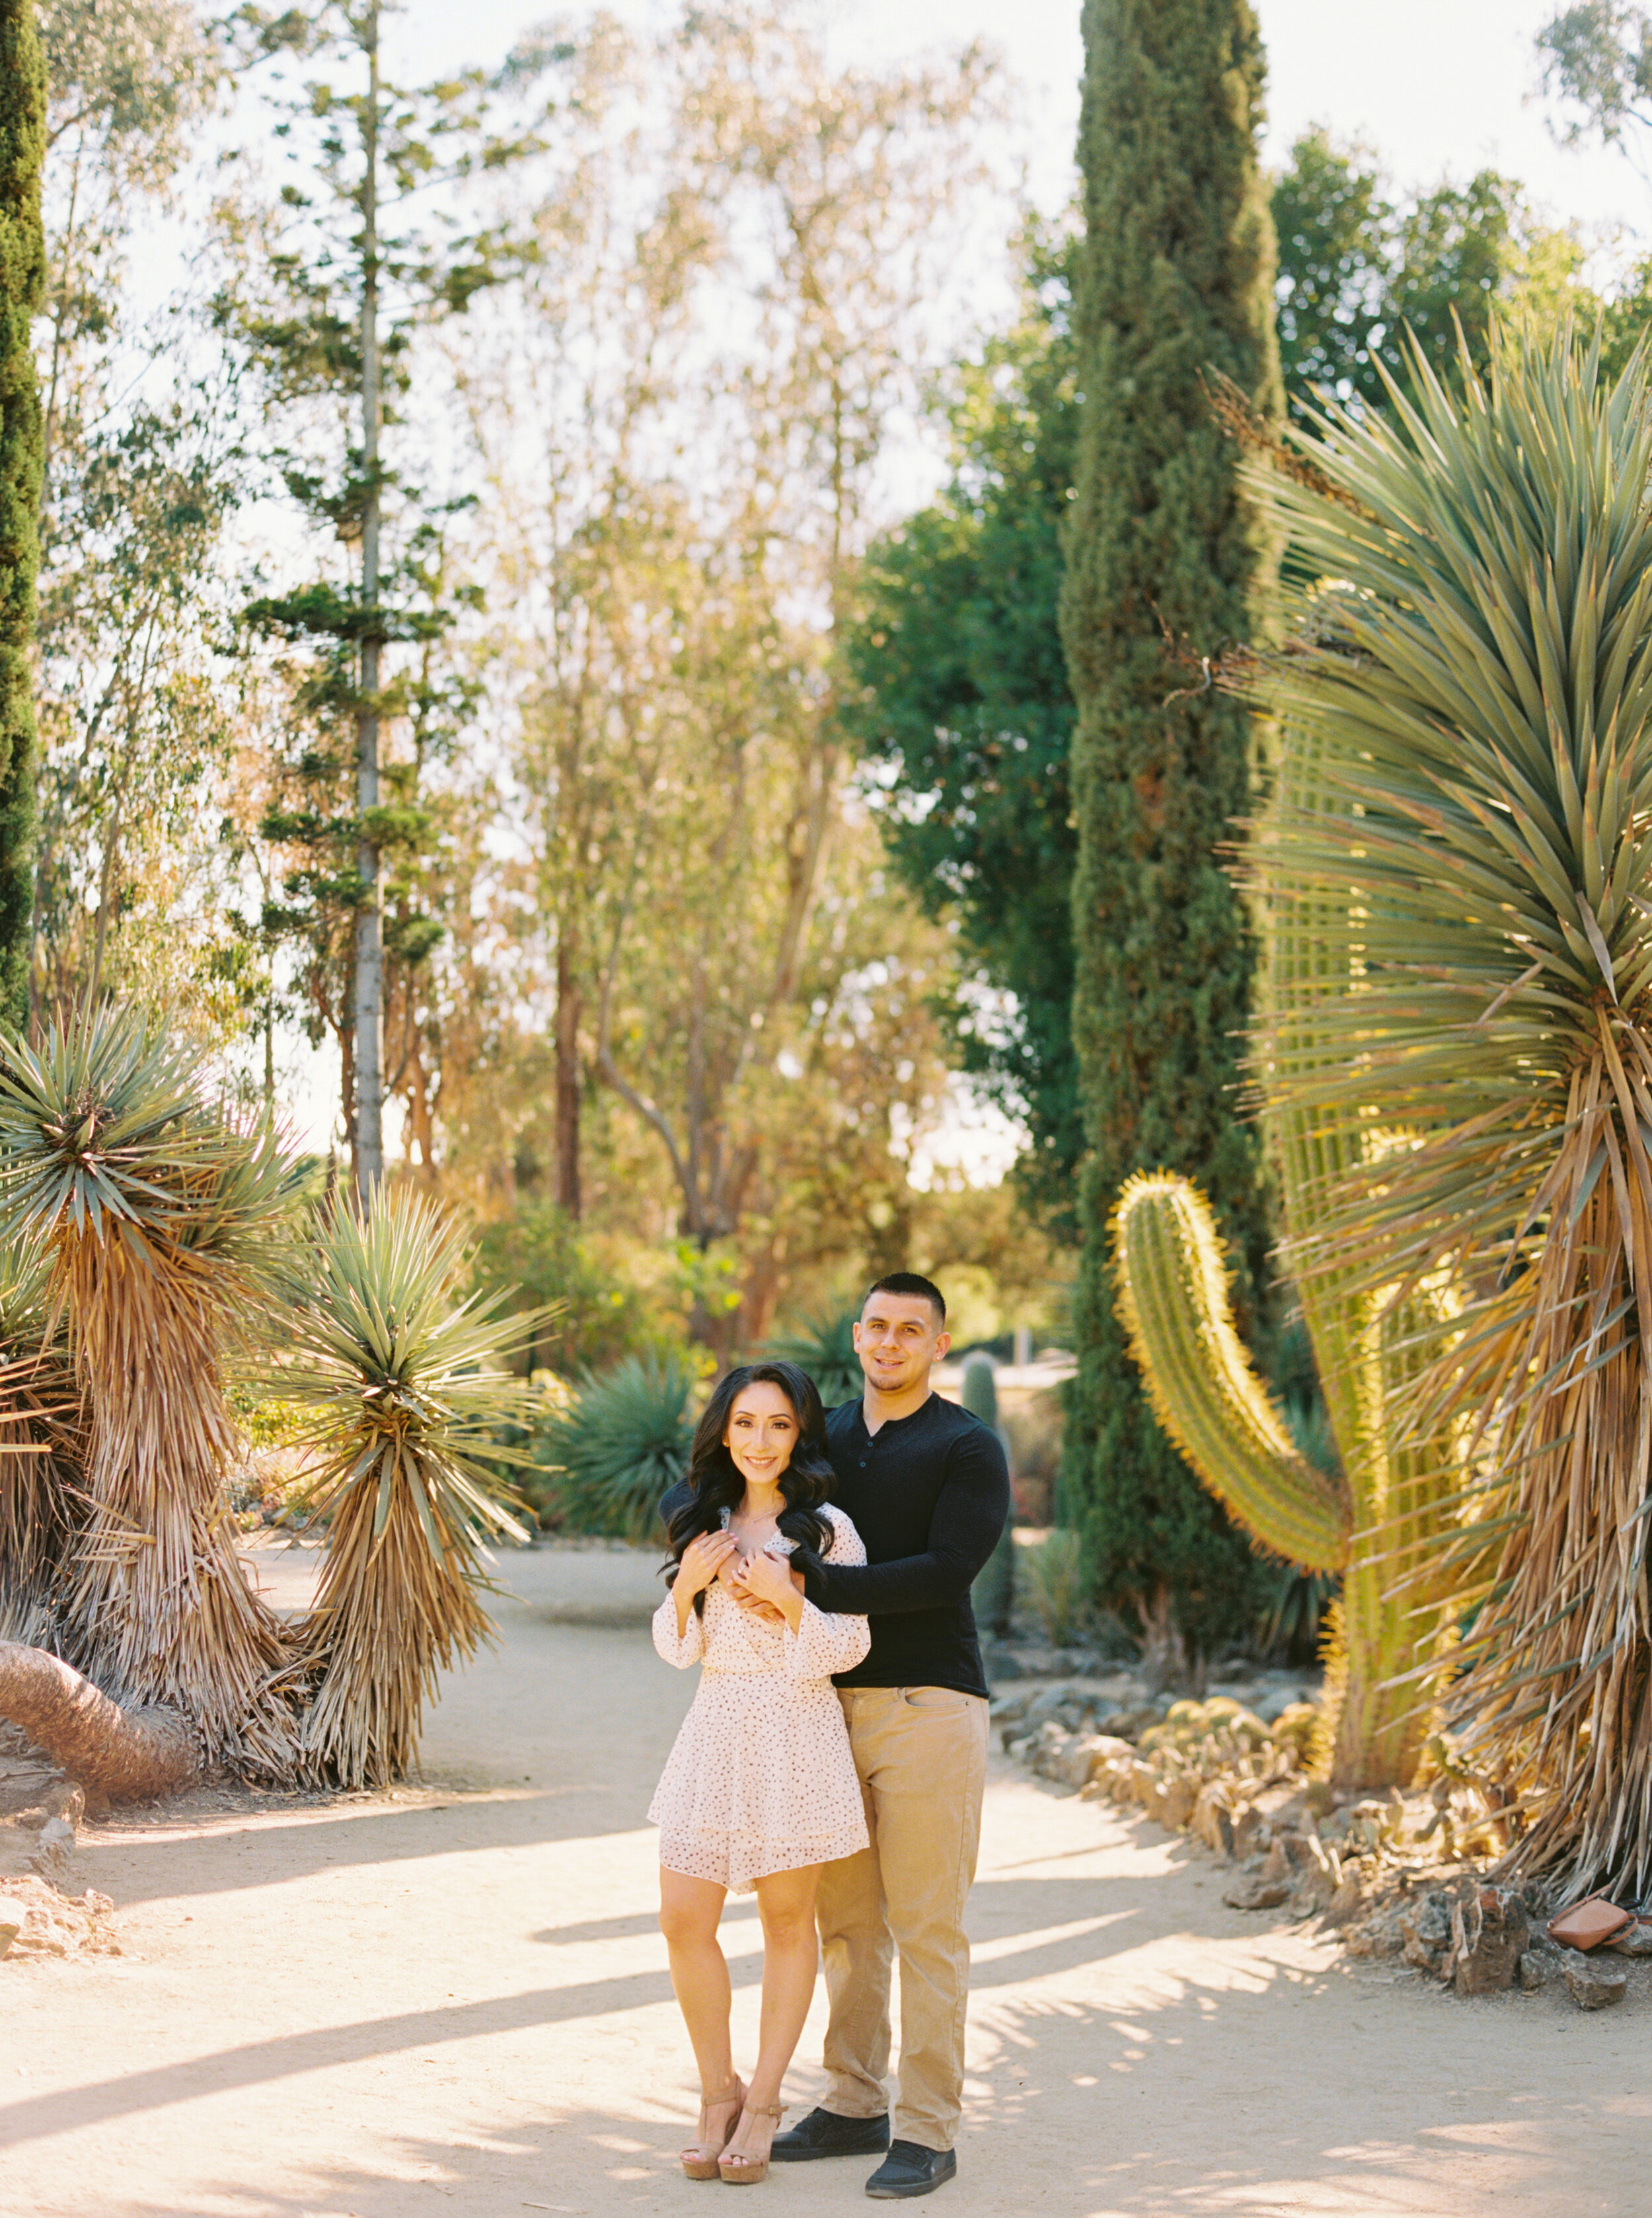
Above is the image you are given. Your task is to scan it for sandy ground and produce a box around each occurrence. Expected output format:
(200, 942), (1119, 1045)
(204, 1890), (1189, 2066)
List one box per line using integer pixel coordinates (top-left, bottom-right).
(3, 1543), (1649, 2218)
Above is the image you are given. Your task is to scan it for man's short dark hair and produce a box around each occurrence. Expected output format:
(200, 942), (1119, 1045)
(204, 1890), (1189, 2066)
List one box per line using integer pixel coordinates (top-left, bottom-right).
(864, 1272), (946, 1326)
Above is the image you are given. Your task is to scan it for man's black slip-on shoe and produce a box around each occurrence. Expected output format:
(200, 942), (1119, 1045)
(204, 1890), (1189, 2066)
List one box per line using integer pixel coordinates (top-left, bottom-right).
(770, 2108), (892, 2162)
(864, 2141), (958, 2198)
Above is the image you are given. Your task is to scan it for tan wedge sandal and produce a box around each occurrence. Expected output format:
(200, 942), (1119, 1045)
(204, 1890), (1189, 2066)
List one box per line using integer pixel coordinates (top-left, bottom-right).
(718, 2100), (786, 2185)
(681, 2077), (746, 2181)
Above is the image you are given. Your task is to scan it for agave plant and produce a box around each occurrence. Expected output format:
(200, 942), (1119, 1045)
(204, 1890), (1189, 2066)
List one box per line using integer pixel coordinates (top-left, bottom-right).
(0, 1009), (298, 1779)
(1244, 326), (1652, 1898)
(539, 1353), (696, 1541)
(764, 1308), (862, 1408)
(280, 1186), (535, 1789)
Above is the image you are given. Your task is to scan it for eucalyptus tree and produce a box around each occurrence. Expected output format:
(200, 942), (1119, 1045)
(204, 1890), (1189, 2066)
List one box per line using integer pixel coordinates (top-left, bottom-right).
(469, 7), (1000, 1293)
(30, 0), (245, 1032)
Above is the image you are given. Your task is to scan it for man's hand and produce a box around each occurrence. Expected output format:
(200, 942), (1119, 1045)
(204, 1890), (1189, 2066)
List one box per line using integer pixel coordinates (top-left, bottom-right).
(734, 1549), (806, 1630)
(722, 1555), (805, 1625)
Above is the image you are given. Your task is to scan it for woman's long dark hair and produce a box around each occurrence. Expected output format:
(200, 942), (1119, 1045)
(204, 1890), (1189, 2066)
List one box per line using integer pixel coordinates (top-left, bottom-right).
(664, 1361), (833, 1613)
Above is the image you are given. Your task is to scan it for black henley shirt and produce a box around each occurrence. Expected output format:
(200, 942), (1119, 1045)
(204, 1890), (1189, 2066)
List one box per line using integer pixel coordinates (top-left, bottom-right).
(793, 1391), (1010, 1700)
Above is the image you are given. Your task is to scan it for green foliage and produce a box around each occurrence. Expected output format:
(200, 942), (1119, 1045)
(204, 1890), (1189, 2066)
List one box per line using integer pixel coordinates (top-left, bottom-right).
(0, 0), (44, 1028)
(1019, 1528), (1089, 1648)
(841, 222), (1082, 1231)
(533, 1353), (695, 1541)
(1058, 0), (1283, 1665)
(470, 1201), (646, 1377)
(764, 1308), (862, 1408)
(1536, 4), (1652, 151)
(1273, 130), (1522, 416)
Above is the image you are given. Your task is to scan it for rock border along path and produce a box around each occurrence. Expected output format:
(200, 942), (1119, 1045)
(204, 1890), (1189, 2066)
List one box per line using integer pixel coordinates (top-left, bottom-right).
(1, 1547), (1649, 2217)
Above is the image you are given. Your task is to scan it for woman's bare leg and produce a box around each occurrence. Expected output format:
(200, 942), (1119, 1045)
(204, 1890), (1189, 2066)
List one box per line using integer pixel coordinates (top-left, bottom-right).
(724, 1862), (823, 2172)
(659, 1867), (737, 2118)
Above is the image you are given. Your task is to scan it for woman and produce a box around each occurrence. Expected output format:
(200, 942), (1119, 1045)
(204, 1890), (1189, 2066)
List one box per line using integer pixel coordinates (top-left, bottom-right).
(650, 1359), (870, 2184)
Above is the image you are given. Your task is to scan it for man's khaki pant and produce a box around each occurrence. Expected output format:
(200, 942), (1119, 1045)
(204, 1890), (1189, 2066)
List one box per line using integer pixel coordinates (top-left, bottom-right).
(817, 1685), (989, 2153)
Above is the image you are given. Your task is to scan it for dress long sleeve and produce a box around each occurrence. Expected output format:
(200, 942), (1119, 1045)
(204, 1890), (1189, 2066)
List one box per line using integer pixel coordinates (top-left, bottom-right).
(783, 1508), (870, 1677)
(652, 1586), (706, 1668)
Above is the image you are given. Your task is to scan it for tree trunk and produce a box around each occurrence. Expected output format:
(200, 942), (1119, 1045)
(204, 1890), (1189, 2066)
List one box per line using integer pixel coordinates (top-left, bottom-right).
(352, 1), (385, 1196)
(0, 1642), (202, 1804)
(554, 935), (581, 1217)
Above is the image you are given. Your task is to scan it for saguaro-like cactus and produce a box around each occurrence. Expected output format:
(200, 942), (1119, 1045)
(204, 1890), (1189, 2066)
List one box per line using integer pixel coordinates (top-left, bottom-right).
(1115, 711), (1458, 1790)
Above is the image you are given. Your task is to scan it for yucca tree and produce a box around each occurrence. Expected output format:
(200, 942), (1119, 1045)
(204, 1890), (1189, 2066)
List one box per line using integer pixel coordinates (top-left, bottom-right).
(280, 1188), (534, 1788)
(1246, 325), (1652, 1900)
(0, 1011), (298, 1787)
(0, 1231), (81, 1648)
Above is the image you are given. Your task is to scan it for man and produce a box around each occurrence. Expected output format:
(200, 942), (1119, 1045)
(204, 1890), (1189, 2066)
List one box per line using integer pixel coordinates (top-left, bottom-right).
(767, 1272), (1010, 2200)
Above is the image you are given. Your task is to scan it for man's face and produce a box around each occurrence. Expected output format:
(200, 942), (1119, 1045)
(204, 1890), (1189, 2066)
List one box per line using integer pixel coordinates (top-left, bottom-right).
(852, 1291), (950, 1395)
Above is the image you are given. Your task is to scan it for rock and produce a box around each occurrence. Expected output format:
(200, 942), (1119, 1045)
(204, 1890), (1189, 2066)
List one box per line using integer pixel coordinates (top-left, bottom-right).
(1447, 1886), (1530, 1996)
(1326, 1875), (1371, 1927)
(1518, 1948), (1554, 1991)
(1563, 1949), (1628, 2009)
(1346, 1899), (1409, 1960)
(1096, 1705), (1164, 1741)
(1607, 1919), (1652, 1956)
(44, 1783), (85, 1830)
(1034, 1729), (1134, 1791)
(1396, 1888), (1457, 1975)
(1224, 1872), (1291, 1911)
(0, 1874), (117, 1959)
(28, 1817), (75, 1883)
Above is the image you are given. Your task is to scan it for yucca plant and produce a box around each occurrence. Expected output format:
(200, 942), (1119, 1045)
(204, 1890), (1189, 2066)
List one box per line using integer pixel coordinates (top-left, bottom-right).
(0, 1230), (83, 1647)
(765, 1309), (862, 1408)
(0, 1010), (299, 1784)
(278, 1186), (535, 1790)
(1211, 323), (1652, 1900)
(540, 1352), (696, 1541)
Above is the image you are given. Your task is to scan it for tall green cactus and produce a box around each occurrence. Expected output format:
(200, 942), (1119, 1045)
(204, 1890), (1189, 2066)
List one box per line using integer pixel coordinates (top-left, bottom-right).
(1114, 713), (1457, 1788)
(964, 1355), (1016, 1638)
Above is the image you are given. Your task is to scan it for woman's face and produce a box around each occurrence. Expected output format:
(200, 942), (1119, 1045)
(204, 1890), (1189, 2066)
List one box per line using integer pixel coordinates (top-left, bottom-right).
(723, 1379), (800, 1488)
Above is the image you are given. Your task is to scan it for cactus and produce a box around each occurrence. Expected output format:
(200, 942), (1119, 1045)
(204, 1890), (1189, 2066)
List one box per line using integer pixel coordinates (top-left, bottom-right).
(963, 1356), (1015, 1638)
(1114, 712), (1458, 1789)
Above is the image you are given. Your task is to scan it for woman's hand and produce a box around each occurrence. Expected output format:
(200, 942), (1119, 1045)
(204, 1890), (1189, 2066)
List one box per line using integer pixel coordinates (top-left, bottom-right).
(677, 1529), (739, 1601)
(733, 1547), (805, 1631)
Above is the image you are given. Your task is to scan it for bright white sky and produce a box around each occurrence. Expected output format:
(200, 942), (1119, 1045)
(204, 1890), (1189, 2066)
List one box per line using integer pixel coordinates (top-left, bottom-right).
(395, 0), (1644, 237)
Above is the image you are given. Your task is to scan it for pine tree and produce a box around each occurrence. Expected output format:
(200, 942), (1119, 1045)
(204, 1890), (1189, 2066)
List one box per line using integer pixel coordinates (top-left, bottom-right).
(0, 0), (44, 1027)
(1059, 0), (1282, 1667)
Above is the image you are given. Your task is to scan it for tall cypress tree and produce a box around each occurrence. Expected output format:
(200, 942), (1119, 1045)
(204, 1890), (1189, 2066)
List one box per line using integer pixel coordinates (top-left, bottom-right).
(1059, 0), (1282, 1667)
(0, 0), (43, 1028)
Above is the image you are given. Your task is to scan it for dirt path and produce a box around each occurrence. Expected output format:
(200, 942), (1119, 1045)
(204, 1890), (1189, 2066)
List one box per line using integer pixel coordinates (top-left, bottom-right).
(3, 1547), (1648, 2218)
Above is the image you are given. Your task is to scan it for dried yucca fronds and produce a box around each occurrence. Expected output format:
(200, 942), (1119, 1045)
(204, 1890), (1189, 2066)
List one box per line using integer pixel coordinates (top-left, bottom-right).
(1250, 325), (1652, 1899)
(0, 1011), (299, 1776)
(281, 1187), (534, 1789)
(0, 1232), (85, 1645)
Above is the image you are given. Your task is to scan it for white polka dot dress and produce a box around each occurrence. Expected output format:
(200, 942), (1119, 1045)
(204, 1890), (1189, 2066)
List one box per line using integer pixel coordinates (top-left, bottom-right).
(649, 1502), (872, 1892)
